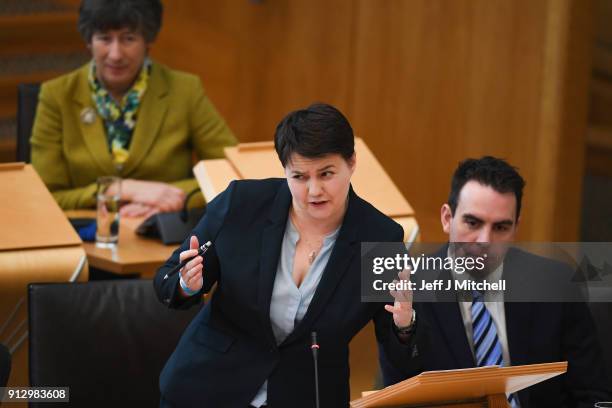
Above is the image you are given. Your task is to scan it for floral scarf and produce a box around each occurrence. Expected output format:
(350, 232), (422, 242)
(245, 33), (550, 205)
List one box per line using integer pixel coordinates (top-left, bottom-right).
(88, 60), (150, 168)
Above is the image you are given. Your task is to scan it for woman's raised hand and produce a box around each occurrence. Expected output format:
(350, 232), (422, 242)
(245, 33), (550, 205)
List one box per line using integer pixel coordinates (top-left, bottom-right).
(179, 235), (204, 296)
(384, 269), (414, 329)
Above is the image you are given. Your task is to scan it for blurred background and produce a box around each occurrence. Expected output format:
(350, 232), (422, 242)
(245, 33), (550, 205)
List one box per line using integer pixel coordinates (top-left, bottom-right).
(1, 0), (611, 243)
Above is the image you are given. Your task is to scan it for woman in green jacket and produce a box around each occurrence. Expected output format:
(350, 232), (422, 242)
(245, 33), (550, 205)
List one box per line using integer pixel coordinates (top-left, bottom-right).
(31, 0), (237, 217)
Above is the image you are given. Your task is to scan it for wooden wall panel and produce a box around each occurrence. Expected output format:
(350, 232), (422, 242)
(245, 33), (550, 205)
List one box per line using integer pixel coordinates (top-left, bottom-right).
(151, 0), (590, 242)
(586, 0), (612, 178)
(531, 0), (592, 240)
(151, 0), (355, 143)
(351, 0), (590, 241)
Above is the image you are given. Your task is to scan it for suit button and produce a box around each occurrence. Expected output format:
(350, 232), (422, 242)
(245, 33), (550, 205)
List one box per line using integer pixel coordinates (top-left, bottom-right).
(164, 298), (170, 304)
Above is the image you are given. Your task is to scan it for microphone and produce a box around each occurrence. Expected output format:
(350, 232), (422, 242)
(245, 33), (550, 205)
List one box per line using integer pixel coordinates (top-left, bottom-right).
(311, 331), (320, 408)
(163, 241), (212, 280)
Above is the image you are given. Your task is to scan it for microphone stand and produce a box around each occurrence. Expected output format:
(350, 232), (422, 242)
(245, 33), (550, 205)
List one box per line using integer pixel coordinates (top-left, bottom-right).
(311, 332), (320, 408)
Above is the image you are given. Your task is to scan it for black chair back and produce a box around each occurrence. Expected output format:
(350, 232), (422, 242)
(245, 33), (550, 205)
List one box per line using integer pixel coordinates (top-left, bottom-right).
(28, 280), (200, 407)
(16, 83), (41, 163)
(0, 343), (10, 388)
(588, 301), (612, 389)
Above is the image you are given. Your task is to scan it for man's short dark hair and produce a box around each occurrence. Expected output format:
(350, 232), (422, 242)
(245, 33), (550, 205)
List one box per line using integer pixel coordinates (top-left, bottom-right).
(448, 156), (526, 220)
(78, 0), (163, 43)
(274, 103), (354, 167)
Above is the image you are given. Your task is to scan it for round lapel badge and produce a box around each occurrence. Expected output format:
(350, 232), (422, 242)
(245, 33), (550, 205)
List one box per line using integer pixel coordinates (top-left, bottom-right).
(80, 107), (96, 125)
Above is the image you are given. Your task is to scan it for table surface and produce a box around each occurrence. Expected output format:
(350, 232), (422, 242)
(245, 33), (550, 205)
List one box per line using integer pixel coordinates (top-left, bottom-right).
(1, 163), (82, 251)
(65, 210), (176, 276)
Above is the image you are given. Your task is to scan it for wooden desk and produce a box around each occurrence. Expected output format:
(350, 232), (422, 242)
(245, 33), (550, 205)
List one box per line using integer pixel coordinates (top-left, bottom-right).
(65, 210), (175, 277)
(1, 163), (89, 391)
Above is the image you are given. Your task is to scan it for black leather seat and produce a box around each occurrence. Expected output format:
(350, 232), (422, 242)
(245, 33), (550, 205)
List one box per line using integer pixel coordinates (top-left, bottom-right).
(16, 83), (41, 163)
(0, 343), (10, 388)
(28, 280), (200, 407)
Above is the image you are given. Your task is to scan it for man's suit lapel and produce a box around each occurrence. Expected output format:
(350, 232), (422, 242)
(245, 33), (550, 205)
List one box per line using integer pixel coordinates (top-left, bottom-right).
(503, 252), (534, 408)
(421, 247), (533, 375)
(427, 246), (475, 368)
(429, 264), (476, 369)
(73, 64), (116, 175)
(257, 182), (292, 346)
(505, 302), (532, 366)
(282, 187), (359, 345)
(121, 63), (169, 176)
(431, 299), (532, 370)
(430, 302), (475, 368)
(503, 251), (532, 366)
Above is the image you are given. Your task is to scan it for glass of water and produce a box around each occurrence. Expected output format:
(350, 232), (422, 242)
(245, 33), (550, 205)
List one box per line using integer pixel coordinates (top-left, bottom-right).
(96, 176), (121, 248)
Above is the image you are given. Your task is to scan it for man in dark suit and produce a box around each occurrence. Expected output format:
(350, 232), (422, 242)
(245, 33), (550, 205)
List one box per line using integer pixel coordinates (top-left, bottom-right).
(381, 156), (611, 407)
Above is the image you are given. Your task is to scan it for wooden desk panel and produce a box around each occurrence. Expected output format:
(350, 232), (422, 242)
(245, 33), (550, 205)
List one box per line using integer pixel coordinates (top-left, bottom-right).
(1, 163), (89, 392)
(351, 362), (566, 407)
(351, 139), (414, 217)
(193, 159), (240, 203)
(65, 210), (175, 276)
(0, 163), (82, 250)
(224, 141), (284, 179)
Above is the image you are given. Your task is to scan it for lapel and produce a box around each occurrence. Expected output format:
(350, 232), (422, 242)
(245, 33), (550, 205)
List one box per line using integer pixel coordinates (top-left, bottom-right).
(73, 63), (116, 175)
(121, 62), (169, 176)
(430, 302), (475, 368)
(428, 255), (476, 368)
(427, 247), (533, 369)
(503, 250), (532, 366)
(282, 187), (360, 345)
(257, 181), (292, 346)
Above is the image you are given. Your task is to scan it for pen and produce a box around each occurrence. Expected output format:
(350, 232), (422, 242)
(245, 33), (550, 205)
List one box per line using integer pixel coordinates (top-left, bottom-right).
(163, 241), (212, 280)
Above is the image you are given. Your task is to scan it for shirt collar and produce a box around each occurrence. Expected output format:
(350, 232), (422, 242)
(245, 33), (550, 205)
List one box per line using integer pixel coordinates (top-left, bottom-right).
(447, 246), (505, 301)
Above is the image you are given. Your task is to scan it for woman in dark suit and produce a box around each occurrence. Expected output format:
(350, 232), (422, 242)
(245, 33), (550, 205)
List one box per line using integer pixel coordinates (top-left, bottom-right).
(154, 103), (405, 407)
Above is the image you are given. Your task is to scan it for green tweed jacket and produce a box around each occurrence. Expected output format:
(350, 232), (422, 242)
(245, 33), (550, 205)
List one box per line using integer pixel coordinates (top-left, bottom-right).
(31, 61), (237, 209)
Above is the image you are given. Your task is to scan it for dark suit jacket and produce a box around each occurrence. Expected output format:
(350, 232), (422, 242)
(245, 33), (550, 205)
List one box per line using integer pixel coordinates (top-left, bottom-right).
(380, 247), (612, 407)
(154, 178), (404, 407)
